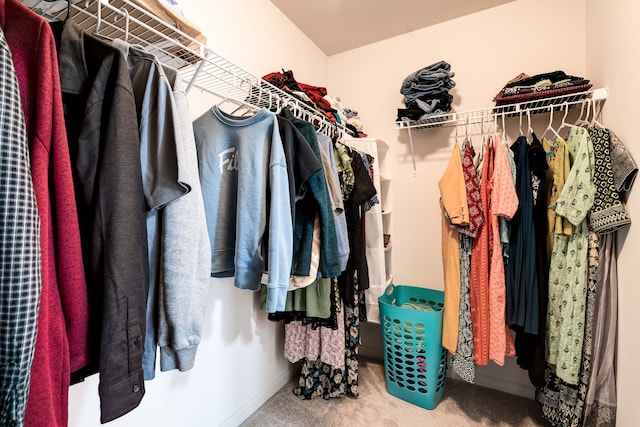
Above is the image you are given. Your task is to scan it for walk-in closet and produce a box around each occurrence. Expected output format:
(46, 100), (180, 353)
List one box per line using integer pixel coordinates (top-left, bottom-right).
(1, 0), (638, 426)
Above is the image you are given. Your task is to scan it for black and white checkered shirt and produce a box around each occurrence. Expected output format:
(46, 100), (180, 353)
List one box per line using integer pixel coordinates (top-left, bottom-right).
(0, 27), (42, 427)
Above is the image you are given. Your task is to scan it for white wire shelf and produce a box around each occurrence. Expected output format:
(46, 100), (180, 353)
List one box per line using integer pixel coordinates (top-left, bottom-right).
(396, 87), (608, 175)
(26, 0), (353, 138)
(396, 87), (608, 130)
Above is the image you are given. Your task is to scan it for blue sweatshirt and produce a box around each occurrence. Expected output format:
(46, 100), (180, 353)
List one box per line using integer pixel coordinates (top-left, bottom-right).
(193, 107), (292, 313)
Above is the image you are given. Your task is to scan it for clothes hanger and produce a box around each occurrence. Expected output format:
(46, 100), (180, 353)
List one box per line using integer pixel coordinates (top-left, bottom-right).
(518, 111), (524, 137)
(591, 99), (605, 128)
(541, 106), (562, 141)
(526, 109), (534, 140)
(465, 116), (470, 143)
(120, 8), (130, 42)
(63, 0), (72, 25)
(556, 102), (572, 135)
(225, 81), (260, 117)
(479, 113), (486, 145)
(578, 98), (593, 127)
(573, 99), (586, 125)
(454, 118), (459, 142)
(274, 96), (284, 114)
(93, 0), (103, 34)
(573, 98), (592, 127)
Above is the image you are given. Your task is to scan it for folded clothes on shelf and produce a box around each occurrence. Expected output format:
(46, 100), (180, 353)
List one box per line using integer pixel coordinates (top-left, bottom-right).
(493, 70), (592, 106)
(261, 69), (368, 137)
(396, 60), (455, 125)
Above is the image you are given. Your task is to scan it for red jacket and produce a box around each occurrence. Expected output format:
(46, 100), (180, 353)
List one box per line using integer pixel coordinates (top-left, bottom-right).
(0, 1), (90, 426)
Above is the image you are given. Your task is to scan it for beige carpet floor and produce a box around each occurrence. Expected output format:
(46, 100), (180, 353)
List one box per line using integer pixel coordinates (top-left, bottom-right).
(241, 358), (550, 426)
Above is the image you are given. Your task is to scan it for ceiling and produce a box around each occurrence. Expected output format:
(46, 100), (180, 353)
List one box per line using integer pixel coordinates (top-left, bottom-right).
(270, 0), (515, 56)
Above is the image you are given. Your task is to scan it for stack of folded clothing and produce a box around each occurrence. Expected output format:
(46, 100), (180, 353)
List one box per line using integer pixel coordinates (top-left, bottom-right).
(397, 60), (455, 125)
(261, 69), (368, 137)
(493, 70), (592, 106)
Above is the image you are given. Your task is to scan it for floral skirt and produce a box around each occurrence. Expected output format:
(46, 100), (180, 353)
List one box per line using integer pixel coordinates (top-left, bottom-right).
(293, 289), (365, 400)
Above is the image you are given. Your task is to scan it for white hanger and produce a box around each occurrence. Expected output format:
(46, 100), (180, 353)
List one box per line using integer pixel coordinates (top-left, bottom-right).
(465, 116), (470, 142)
(591, 99), (605, 128)
(94, 0), (103, 34)
(574, 99), (586, 124)
(501, 113), (507, 143)
(518, 111), (524, 136)
(574, 98), (592, 127)
(541, 107), (561, 141)
(454, 119), (459, 142)
(120, 8), (130, 42)
(526, 109), (534, 139)
(480, 112), (488, 143)
(556, 102), (572, 134)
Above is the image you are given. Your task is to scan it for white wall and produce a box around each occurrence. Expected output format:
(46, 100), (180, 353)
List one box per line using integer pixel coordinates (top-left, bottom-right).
(68, 1), (326, 426)
(327, 0), (587, 292)
(327, 0), (587, 398)
(585, 1), (640, 425)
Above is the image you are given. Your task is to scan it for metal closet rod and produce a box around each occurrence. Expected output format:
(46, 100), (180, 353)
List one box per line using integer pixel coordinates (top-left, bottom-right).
(50, 0), (354, 139)
(397, 87), (609, 130)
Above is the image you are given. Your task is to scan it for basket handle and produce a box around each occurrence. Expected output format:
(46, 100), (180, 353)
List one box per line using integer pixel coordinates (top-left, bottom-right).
(384, 284), (395, 296)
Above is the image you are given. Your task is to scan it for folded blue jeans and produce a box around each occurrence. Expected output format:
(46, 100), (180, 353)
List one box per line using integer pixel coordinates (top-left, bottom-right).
(400, 61), (454, 93)
(404, 87), (452, 104)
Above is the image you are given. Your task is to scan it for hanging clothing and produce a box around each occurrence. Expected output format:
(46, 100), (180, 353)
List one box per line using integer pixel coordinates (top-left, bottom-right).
(155, 67), (211, 377)
(587, 126), (631, 233)
(334, 143), (355, 199)
(451, 140), (482, 381)
(342, 138), (384, 322)
(318, 133), (350, 274)
(263, 277), (334, 324)
(507, 135), (539, 336)
(57, 22), (149, 423)
(582, 128), (631, 426)
(542, 136), (572, 263)
(536, 232), (599, 427)
(280, 108), (341, 279)
(608, 129), (637, 201)
(287, 215), (322, 290)
(546, 127), (595, 385)
(3, 3), (89, 426)
(338, 147), (377, 305)
(0, 24), (42, 427)
(111, 40), (190, 381)
(438, 142), (467, 353)
(294, 144), (375, 400)
(470, 141), (494, 365)
(284, 296), (346, 371)
(584, 233), (618, 426)
(275, 116), (322, 230)
(452, 234), (476, 383)
(293, 290), (365, 400)
(193, 107), (292, 313)
(452, 140), (483, 238)
(518, 133), (550, 386)
(489, 136), (518, 365)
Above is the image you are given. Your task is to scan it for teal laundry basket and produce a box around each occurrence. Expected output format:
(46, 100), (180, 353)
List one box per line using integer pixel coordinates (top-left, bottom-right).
(378, 284), (447, 410)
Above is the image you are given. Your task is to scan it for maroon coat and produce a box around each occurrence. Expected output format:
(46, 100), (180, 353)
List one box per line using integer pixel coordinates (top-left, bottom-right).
(0, 1), (90, 426)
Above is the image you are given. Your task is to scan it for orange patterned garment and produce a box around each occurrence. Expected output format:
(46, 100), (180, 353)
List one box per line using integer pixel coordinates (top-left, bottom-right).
(470, 141), (494, 366)
(488, 137), (518, 365)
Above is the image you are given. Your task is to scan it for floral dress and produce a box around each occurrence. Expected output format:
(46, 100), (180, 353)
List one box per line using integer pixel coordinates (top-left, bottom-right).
(546, 127), (595, 385)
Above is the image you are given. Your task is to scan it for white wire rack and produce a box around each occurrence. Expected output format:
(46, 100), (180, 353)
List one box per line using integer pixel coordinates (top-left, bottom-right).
(396, 87), (608, 174)
(396, 87), (608, 130)
(26, 0), (353, 138)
